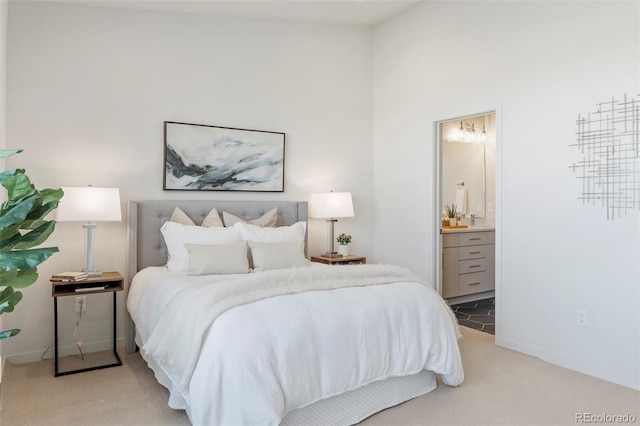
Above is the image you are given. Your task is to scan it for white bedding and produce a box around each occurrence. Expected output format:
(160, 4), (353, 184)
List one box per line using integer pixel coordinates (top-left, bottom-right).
(127, 264), (464, 426)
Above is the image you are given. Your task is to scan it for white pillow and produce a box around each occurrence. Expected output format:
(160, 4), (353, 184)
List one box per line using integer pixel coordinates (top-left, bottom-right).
(223, 207), (278, 227)
(234, 221), (306, 244)
(170, 207), (223, 227)
(185, 242), (249, 275)
(161, 221), (241, 272)
(248, 241), (307, 271)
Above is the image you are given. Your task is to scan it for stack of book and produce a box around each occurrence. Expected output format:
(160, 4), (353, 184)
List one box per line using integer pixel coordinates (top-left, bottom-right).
(50, 271), (88, 283)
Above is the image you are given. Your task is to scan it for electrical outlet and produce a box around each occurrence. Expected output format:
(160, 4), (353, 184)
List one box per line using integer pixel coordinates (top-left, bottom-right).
(477, 203), (483, 212)
(576, 309), (587, 327)
(75, 296), (87, 313)
(487, 202), (494, 212)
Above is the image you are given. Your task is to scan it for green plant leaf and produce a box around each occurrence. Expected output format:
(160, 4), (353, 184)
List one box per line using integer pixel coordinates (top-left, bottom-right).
(0, 267), (19, 285)
(336, 233), (352, 244)
(0, 247), (59, 271)
(7, 221), (56, 251)
(0, 149), (23, 159)
(0, 287), (23, 314)
(0, 223), (20, 244)
(0, 231), (20, 252)
(2, 269), (38, 289)
(0, 168), (23, 182)
(0, 195), (37, 231)
(40, 188), (64, 205)
(1, 173), (36, 201)
(0, 329), (20, 340)
(24, 198), (62, 225)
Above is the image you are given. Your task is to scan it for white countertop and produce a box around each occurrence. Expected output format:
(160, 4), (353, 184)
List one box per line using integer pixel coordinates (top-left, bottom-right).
(441, 225), (495, 234)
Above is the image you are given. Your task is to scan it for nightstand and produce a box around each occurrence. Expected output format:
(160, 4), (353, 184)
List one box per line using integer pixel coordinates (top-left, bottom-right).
(310, 255), (367, 265)
(52, 271), (124, 377)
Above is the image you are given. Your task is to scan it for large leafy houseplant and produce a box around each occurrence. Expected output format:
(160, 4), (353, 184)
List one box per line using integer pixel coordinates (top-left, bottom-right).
(0, 149), (63, 340)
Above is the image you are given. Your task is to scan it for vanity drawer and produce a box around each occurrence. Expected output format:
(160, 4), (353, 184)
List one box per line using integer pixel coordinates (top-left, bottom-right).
(458, 258), (487, 274)
(458, 271), (487, 296)
(486, 231), (495, 244)
(458, 245), (486, 260)
(442, 234), (459, 248)
(458, 232), (486, 246)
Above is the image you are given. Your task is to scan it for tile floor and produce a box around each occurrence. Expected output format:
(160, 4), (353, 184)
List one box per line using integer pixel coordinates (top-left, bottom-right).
(450, 298), (495, 335)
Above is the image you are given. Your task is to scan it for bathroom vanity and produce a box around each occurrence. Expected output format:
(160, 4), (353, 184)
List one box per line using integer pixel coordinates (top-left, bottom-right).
(442, 227), (495, 302)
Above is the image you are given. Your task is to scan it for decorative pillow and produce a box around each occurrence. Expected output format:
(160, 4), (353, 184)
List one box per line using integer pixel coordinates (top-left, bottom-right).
(170, 207), (224, 227)
(161, 221), (241, 272)
(201, 208), (224, 227)
(223, 207), (278, 227)
(234, 221), (306, 244)
(185, 242), (249, 275)
(248, 240), (307, 272)
(170, 207), (196, 226)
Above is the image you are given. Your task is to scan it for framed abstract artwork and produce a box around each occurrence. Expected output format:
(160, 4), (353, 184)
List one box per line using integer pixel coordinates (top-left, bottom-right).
(163, 121), (285, 192)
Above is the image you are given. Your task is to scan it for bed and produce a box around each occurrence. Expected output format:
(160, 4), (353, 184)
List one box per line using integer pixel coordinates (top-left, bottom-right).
(125, 200), (464, 425)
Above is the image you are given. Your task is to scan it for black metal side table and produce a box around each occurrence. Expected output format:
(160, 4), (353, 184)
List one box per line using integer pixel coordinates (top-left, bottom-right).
(52, 271), (124, 376)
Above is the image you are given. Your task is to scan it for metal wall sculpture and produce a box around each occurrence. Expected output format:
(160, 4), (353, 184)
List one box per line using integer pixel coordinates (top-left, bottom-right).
(571, 94), (640, 220)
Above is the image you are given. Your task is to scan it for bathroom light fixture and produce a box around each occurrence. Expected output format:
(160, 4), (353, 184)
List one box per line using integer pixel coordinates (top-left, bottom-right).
(457, 122), (485, 143)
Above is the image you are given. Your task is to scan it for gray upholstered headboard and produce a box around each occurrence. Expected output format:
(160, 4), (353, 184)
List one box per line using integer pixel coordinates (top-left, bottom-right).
(127, 200), (308, 284)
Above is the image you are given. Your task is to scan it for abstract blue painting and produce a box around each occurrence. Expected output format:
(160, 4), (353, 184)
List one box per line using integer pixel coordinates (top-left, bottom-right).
(164, 121), (285, 192)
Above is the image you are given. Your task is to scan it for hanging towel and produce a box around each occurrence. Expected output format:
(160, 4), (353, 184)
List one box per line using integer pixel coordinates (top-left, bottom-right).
(455, 189), (469, 215)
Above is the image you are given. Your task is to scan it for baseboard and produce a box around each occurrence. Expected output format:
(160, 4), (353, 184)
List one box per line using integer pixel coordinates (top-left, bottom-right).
(4, 337), (127, 364)
(495, 336), (640, 391)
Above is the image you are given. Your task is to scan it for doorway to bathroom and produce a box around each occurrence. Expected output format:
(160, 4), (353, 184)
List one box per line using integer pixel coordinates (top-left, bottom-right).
(434, 111), (497, 335)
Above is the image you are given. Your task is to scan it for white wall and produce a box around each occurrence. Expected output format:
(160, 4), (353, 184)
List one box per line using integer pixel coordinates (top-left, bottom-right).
(373, 1), (639, 389)
(4, 2), (373, 362)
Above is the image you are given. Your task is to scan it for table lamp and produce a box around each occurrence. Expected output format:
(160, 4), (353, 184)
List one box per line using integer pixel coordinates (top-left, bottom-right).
(310, 191), (354, 258)
(55, 186), (122, 276)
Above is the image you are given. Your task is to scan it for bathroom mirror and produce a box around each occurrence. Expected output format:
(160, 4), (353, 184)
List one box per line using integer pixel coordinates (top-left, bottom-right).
(441, 113), (495, 219)
(442, 140), (485, 217)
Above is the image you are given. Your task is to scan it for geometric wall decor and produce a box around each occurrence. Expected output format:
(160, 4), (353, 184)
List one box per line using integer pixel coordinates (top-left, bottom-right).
(570, 94), (640, 220)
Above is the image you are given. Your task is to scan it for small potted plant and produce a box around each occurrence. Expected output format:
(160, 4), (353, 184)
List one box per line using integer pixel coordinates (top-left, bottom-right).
(445, 204), (457, 226)
(336, 233), (352, 256)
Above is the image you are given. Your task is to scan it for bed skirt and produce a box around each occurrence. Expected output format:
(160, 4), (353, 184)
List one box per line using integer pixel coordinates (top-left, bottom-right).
(281, 369), (436, 425)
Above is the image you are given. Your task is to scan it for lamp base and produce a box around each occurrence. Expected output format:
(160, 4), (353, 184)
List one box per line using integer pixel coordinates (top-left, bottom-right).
(82, 223), (102, 277)
(322, 252), (343, 258)
(83, 268), (102, 277)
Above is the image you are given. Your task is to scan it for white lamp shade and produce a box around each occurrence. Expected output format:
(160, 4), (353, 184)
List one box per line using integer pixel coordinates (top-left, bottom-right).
(310, 192), (354, 219)
(56, 187), (122, 222)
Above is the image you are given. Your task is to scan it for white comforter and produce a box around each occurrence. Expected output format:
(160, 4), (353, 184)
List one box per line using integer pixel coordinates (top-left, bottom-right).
(127, 264), (464, 426)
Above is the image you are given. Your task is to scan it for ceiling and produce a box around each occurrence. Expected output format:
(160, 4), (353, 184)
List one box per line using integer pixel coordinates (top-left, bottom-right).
(53, 0), (422, 26)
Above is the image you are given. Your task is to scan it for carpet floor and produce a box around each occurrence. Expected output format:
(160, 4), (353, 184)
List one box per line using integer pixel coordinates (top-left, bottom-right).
(1, 326), (638, 425)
